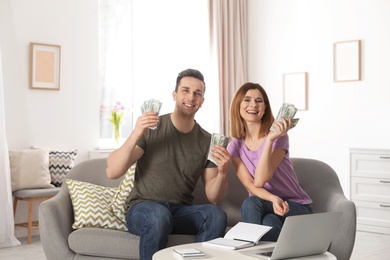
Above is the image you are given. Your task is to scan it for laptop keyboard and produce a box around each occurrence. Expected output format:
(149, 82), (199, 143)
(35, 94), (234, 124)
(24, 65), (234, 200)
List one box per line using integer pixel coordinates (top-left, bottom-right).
(257, 251), (273, 257)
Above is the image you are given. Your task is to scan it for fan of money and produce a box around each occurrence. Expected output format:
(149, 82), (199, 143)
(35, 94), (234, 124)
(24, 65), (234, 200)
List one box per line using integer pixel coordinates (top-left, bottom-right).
(270, 103), (299, 131)
(141, 99), (162, 130)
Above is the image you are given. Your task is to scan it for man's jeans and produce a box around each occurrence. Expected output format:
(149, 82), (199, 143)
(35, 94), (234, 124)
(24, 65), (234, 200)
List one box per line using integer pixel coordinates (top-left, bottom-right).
(241, 196), (312, 242)
(126, 201), (227, 260)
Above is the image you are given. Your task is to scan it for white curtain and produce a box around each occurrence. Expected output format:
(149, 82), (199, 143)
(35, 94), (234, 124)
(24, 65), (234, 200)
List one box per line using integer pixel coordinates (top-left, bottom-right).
(0, 47), (20, 248)
(99, 0), (133, 143)
(209, 0), (248, 136)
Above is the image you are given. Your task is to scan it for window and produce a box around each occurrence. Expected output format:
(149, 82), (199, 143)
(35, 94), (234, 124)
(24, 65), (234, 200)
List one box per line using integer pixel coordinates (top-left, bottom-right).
(99, 0), (219, 148)
(99, 0), (133, 148)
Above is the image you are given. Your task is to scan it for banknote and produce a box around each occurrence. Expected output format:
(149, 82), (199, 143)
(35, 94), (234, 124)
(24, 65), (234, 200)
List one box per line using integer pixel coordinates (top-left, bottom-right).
(207, 133), (229, 166)
(141, 99), (162, 130)
(290, 118), (299, 129)
(270, 103), (298, 131)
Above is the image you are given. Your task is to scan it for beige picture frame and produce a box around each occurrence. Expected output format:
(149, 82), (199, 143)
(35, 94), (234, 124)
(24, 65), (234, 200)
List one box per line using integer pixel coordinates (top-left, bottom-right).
(283, 72), (308, 111)
(30, 42), (61, 90)
(334, 40), (361, 82)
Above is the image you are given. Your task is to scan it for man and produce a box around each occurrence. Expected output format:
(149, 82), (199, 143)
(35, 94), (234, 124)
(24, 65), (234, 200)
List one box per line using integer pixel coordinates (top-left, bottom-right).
(106, 69), (230, 260)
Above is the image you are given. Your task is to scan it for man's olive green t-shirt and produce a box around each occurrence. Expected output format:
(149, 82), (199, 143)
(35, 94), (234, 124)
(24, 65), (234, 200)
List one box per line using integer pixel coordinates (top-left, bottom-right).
(127, 113), (216, 207)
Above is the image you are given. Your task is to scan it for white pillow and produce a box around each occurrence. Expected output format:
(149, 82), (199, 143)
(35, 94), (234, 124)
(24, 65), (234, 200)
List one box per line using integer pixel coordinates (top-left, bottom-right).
(9, 149), (54, 192)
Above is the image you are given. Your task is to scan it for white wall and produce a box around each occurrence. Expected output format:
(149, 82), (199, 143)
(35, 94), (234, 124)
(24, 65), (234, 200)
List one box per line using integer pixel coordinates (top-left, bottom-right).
(0, 0), (99, 238)
(247, 0), (390, 196)
(0, 0), (99, 164)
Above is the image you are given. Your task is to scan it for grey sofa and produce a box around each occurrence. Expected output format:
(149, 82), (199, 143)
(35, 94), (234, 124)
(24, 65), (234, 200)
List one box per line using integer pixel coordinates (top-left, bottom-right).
(39, 158), (356, 260)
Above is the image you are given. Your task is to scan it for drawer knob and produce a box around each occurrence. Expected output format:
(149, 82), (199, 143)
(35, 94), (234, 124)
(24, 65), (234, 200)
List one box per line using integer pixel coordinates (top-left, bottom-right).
(380, 204), (390, 208)
(379, 180), (390, 184)
(379, 156), (390, 159)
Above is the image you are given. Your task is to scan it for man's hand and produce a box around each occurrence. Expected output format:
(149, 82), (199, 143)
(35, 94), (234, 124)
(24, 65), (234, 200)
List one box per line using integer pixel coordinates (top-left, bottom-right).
(132, 112), (159, 139)
(209, 145), (231, 174)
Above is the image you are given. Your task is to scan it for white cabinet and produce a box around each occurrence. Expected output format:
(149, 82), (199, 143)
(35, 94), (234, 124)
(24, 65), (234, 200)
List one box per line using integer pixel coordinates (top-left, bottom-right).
(350, 148), (390, 234)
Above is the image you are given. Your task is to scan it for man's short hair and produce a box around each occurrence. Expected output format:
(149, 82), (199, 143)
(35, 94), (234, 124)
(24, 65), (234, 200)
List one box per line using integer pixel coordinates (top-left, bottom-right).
(175, 69), (206, 92)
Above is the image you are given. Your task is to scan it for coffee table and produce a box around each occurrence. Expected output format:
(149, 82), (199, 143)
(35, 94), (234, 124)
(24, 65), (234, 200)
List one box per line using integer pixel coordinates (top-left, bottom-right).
(153, 242), (336, 259)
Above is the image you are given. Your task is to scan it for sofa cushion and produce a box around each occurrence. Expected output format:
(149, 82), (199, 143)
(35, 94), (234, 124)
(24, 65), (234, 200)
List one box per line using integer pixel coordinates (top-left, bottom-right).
(9, 149), (54, 192)
(111, 163), (135, 221)
(49, 150), (77, 187)
(68, 227), (197, 259)
(66, 179), (128, 231)
(69, 228), (140, 259)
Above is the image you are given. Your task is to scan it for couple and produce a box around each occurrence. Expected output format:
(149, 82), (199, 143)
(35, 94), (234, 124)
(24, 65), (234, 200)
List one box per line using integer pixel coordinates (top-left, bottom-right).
(106, 69), (312, 260)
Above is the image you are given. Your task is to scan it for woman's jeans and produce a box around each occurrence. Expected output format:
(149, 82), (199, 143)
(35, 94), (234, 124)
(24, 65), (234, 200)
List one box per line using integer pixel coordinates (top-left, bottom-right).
(241, 196), (312, 242)
(126, 201), (227, 260)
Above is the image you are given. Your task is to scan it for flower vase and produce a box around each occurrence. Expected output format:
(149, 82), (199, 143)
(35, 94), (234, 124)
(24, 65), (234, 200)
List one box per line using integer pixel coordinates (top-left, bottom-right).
(113, 124), (122, 144)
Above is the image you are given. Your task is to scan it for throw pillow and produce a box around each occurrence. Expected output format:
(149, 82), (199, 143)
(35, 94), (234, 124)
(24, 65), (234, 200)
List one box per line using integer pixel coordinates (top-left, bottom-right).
(9, 149), (54, 192)
(49, 150), (77, 187)
(66, 179), (128, 231)
(111, 163), (136, 221)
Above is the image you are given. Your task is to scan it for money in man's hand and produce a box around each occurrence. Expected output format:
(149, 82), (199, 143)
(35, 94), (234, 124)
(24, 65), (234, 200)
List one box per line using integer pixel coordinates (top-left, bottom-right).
(141, 99), (162, 130)
(270, 103), (298, 131)
(207, 133), (229, 166)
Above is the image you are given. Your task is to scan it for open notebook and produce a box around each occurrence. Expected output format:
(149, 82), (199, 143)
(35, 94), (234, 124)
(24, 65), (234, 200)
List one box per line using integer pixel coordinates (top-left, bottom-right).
(242, 211), (342, 259)
(203, 222), (272, 250)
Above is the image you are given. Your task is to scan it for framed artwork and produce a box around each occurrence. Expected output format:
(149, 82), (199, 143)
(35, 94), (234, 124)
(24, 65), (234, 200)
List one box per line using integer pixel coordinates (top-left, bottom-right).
(30, 42), (61, 90)
(283, 72), (308, 111)
(334, 40), (361, 82)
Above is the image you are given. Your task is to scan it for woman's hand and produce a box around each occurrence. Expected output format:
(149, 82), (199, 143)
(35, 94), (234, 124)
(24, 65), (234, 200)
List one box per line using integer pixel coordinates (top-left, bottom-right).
(268, 118), (291, 141)
(271, 195), (289, 216)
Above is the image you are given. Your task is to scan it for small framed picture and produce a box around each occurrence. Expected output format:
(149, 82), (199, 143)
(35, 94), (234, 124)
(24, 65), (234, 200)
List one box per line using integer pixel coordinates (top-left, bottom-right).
(283, 72), (308, 111)
(334, 40), (361, 82)
(30, 42), (61, 90)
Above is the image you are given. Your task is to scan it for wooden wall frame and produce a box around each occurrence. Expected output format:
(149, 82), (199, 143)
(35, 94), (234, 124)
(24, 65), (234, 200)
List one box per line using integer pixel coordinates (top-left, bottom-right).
(30, 42), (61, 90)
(334, 40), (361, 82)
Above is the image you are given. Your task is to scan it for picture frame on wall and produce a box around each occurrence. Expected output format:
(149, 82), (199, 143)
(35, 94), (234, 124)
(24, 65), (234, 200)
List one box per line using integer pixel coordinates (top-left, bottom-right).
(283, 72), (308, 111)
(334, 40), (361, 82)
(30, 42), (61, 90)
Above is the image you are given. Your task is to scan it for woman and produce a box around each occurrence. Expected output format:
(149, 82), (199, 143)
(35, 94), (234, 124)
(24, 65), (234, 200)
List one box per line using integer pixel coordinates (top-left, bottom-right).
(227, 82), (312, 241)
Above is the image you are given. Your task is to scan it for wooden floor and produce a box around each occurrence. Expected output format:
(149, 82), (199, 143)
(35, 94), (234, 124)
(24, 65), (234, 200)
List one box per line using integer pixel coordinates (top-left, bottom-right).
(0, 231), (389, 259)
(350, 230), (390, 259)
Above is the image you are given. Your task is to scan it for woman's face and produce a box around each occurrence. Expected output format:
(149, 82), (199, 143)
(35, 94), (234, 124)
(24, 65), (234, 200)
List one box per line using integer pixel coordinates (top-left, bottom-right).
(239, 89), (266, 123)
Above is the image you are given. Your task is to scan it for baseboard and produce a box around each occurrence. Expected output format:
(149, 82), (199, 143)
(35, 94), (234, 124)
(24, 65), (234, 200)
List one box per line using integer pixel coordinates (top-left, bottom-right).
(14, 226), (40, 238)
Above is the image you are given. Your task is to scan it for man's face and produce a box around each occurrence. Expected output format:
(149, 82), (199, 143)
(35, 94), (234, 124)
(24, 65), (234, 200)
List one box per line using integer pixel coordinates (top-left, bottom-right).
(172, 76), (205, 116)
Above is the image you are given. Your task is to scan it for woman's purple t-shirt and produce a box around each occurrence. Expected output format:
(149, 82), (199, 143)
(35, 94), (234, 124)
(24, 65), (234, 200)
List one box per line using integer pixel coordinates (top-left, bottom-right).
(227, 135), (312, 204)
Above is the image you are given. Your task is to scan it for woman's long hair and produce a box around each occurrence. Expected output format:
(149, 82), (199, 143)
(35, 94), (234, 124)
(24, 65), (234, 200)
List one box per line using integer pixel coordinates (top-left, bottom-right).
(229, 82), (274, 139)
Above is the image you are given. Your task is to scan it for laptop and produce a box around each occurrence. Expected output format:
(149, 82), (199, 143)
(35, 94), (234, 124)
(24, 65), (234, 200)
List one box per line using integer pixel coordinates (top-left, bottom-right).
(242, 211), (342, 259)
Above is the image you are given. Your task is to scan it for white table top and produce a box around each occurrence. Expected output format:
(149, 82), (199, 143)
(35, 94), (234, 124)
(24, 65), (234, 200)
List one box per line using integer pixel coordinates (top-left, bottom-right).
(153, 242), (336, 260)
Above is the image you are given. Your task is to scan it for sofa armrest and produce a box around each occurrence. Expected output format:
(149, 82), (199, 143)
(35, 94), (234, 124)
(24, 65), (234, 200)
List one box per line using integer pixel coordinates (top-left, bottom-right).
(39, 187), (76, 260)
(326, 194), (356, 260)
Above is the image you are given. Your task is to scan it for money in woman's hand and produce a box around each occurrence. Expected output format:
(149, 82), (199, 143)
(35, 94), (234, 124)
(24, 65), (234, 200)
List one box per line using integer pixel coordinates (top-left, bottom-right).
(270, 103), (298, 131)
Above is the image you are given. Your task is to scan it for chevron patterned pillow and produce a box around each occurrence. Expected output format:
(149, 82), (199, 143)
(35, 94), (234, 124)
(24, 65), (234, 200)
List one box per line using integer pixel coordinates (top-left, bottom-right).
(66, 179), (128, 231)
(49, 150), (77, 187)
(111, 163), (136, 221)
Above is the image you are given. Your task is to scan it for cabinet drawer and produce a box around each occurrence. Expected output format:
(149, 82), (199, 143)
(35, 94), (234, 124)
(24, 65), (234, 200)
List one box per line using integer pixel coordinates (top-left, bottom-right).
(351, 152), (390, 178)
(354, 200), (390, 234)
(351, 177), (390, 203)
